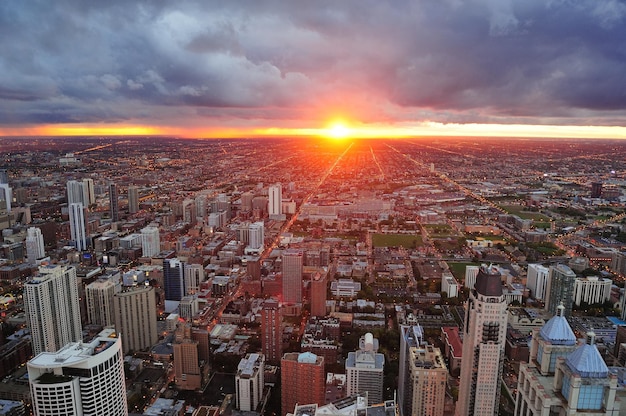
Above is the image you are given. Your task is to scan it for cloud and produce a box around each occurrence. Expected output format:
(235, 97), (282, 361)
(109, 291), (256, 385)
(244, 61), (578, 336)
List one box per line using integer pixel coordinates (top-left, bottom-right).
(0, 0), (625, 129)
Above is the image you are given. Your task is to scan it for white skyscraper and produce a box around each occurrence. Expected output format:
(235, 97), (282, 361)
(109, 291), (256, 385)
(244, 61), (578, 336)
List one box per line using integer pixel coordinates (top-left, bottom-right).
(346, 333), (385, 405)
(246, 221), (264, 254)
(527, 263), (550, 301)
(184, 263), (204, 295)
(24, 265), (82, 355)
(464, 265), (479, 289)
(456, 265), (508, 416)
(141, 225), (161, 257)
(66, 180), (84, 205)
(28, 328), (128, 416)
(0, 183), (12, 212)
(25, 227), (45, 263)
(268, 183), (283, 219)
(69, 202), (87, 251)
(236, 353), (265, 412)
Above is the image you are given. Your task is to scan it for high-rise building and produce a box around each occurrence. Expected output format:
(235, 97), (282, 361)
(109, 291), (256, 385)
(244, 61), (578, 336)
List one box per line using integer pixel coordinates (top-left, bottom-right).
(282, 249), (303, 304)
(28, 328), (127, 416)
(545, 264), (576, 316)
(407, 344), (448, 416)
(514, 304), (623, 415)
(82, 178), (95, 207)
(85, 278), (118, 327)
(310, 271), (327, 317)
(113, 286), (158, 354)
(24, 265), (82, 355)
(128, 185), (139, 214)
(398, 324), (425, 416)
(184, 263), (204, 295)
(164, 258), (185, 301)
(346, 333), (385, 405)
(261, 299), (282, 363)
(247, 221), (265, 253)
(591, 181), (603, 198)
(268, 183), (283, 219)
(573, 276), (612, 306)
(109, 182), (119, 222)
(173, 324), (204, 391)
(456, 265), (508, 416)
(526, 264), (550, 301)
(0, 183), (12, 212)
(281, 352), (325, 416)
(235, 353), (265, 412)
(0, 169), (7, 183)
(464, 265), (479, 289)
(141, 225), (161, 257)
(66, 180), (84, 205)
(25, 227), (45, 263)
(69, 202), (87, 251)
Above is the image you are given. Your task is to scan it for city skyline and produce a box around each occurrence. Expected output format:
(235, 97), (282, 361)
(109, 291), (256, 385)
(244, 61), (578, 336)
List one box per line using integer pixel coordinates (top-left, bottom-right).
(1, 1), (626, 140)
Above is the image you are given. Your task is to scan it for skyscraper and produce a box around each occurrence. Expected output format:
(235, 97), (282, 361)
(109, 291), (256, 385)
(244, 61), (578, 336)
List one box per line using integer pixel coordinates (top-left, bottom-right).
(66, 180), (84, 205)
(85, 278), (118, 327)
(261, 298), (282, 363)
(28, 328), (127, 416)
(236, 353), (265, 412)
(24, 265), (82, 355)
(82, 178), (95, 207)
(113, 286), (158, 354)
(456, 265), (508, 416)
(109, 182), (119, 222)
(164, 258), (185, 301)
(346, 333), (385, 405)
(407, 345), (448, 416)
(545, 264), (576, 316)
(0, 183), (12, 212)
(69, 202), (87, 251)
(184, 263), (204, 295)
(247, 221), (265, 254)
(25, 227), (45, 263)
(128, 185), (139, 214)
(268, 183), (283, 219)
(398, 324), (425, 416)
(173, 324), (204, 391)
(141, 225), (161, 257)
(282, 249), (303, 304)
(526, 263), (550, 301)
(281, 352), (325, 416)
(310, 271), (327, 317)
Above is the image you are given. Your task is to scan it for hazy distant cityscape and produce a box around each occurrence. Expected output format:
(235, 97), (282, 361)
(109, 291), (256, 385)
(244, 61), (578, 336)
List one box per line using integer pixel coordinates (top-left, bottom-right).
(1, 136), (626, 415)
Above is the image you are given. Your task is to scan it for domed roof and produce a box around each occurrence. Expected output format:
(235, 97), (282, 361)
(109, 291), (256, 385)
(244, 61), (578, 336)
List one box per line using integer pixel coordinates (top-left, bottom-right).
(539, 304), (576, 346)
(566, 333), (608, 378)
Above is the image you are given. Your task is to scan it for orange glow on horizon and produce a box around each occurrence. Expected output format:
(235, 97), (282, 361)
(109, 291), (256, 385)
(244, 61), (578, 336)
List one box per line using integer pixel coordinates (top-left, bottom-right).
(2, 121), (626, 140)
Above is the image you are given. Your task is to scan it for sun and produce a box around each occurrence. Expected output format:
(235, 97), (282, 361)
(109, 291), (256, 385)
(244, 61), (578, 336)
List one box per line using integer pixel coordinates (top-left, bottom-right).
(325, 121), (351, 139)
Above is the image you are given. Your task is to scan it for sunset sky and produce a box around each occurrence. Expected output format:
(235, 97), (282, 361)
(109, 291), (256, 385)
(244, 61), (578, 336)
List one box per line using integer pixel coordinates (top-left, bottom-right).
(1, 0), (626, 139)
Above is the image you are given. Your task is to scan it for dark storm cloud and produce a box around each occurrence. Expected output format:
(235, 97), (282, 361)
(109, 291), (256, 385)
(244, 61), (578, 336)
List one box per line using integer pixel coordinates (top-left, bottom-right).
(1, 0), (626, 127)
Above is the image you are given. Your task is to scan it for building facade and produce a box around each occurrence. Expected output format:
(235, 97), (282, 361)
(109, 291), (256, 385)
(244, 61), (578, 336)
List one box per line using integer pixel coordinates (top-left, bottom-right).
(407, 344), (448, 416)
(261, 299), (282, 363)
(526, 264), (550, 301)
(85, 278), (118, 327)
(281, 352), (325, 416)
(28, 328), (127, 416)
(113, 286), (158, 354)
(69, 202), (87, 251)
(282, 249), (303, 304)
(546, 264), (576, 316)
(25, 265), (82, 355)
(164, 258), (185, 301)
(235, 353), (265, 412)
(26, 227), (45, 263)
(310, 271), (327, 317)
(456, 265), (508, 416)
(346, 333), (385, 405)
(141, 225), (161, 258)
(572, 276), (612, 306)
